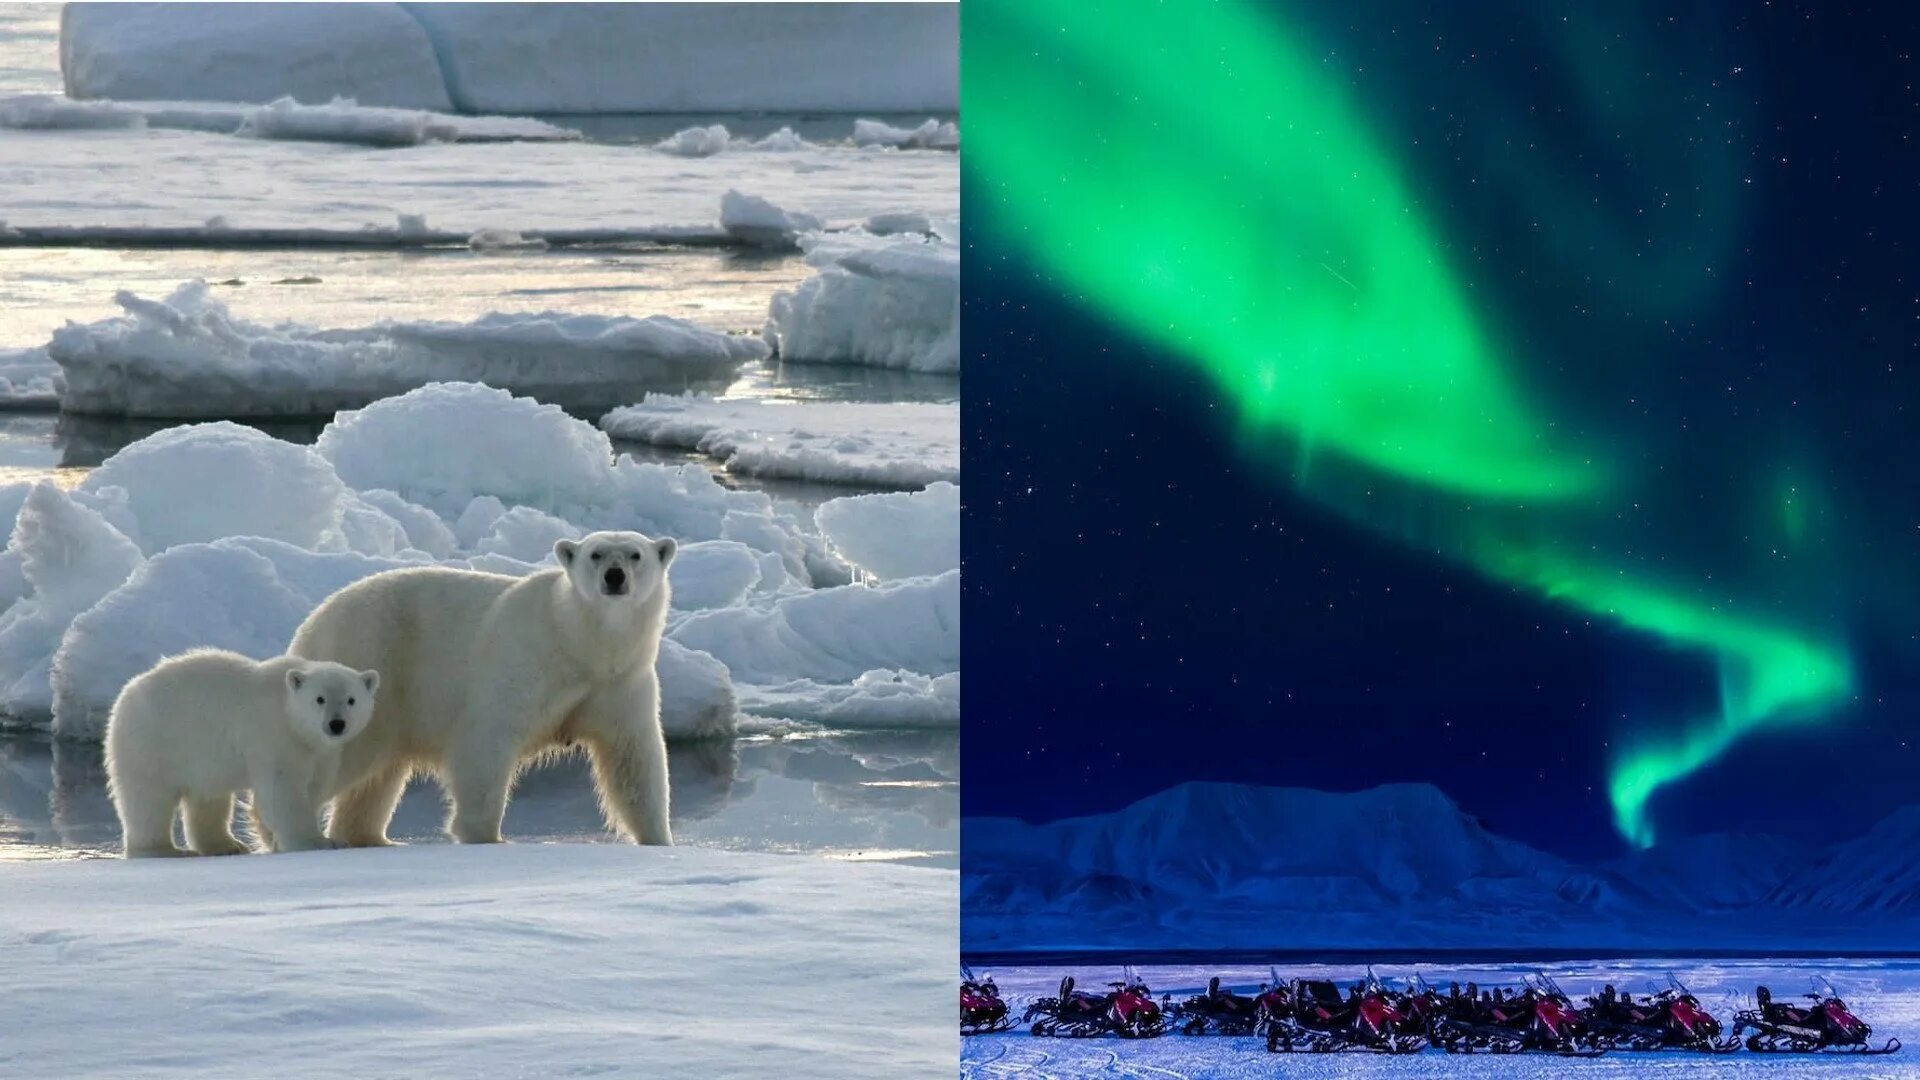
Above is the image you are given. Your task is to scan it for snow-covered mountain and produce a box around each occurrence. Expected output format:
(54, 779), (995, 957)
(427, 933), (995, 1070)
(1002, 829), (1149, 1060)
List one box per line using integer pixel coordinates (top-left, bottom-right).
(964, 781), (1920, 953)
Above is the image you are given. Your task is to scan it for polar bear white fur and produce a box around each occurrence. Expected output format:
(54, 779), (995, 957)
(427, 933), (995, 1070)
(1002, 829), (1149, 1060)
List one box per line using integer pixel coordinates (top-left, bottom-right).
(106, 650), (379, 857)
(289, 529), (678, 847)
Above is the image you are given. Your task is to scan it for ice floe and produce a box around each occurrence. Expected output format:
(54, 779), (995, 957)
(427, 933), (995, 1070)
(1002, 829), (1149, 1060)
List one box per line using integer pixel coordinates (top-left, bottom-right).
(766, 231), (960, 372)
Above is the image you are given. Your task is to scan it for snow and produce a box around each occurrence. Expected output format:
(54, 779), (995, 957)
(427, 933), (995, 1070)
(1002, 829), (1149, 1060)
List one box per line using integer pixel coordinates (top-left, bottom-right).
(0, 131), (958, 239)
(62, 3), (956, 113)
(60, 3), (454, 110)
(2, 843), (955, 1080)
(854, 117), (961, 150)
(0, 93), (578, 144)
(965, 781), (1920, 954)
(599, 395), (958, 490)
(48, 281), (766, 417)
(962, 959), (1920, 1079)
(673, 570), (959, 686)
(767, 231), (961, 372)
(721, 188), (824, 250)
(817, 483), (962, 580)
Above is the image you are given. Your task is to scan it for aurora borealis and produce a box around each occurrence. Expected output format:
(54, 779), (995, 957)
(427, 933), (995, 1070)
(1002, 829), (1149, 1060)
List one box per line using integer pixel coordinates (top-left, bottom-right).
(965, 0), (1901, 846)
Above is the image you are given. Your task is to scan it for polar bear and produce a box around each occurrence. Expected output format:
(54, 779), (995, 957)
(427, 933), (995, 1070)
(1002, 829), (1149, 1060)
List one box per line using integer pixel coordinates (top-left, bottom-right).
(289, 529), (677, 847)
(106, 650), (379, 857)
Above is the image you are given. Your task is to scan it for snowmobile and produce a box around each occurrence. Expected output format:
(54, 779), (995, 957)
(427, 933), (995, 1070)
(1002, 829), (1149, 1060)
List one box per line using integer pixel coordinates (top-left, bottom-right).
(1435, 974), (1606, 1055)
(960, 965), (1014, 1035)
(1733, 978), (1901, 1055)
(1265, 976), (1426, 1053)
(1168, 975), (1265, 1035)
(1581, 974), (1738, 1052)
(1023, 969), (1165, 1038)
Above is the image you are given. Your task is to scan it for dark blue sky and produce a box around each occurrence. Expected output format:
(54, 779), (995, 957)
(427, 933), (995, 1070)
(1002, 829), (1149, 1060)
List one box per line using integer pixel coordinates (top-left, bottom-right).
(961, 0), (1918, 860)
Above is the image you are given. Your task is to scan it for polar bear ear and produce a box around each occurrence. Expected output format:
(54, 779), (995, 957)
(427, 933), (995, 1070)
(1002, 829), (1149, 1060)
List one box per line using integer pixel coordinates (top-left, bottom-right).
(360, 670), (380, 694)
(286, 669), (306, 692)
(553, 538), (579, 566)
(654, 537), (678, 566)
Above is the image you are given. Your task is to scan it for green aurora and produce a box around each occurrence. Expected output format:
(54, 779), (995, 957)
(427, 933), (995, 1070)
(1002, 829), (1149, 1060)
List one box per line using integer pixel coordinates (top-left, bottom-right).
(966, 0), (1854, 846)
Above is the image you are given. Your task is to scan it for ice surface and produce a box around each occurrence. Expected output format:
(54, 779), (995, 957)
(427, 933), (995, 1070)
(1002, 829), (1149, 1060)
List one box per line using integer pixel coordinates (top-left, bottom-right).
(720, 189), (824, 250)
(0, 130), (956, 238)
(62, 3), (956, 113)
(49, 281), (765, 417)
(766, 231), (960, 372)
(3, 843), (954, 1080)
(854, 116), (961, 150)
(738, 669), (959, 728)
(654, 122), (815, 157)
(963, 958), (1920, 1079)
(0, 485), (141, 718)
(0, 92), (577, 144)
(672, 570), (959, 686)
(0, 345), (61, 407)
(600, 394), (958, 490)
(61, 3), (454, 109)
(965, 780), (1920, 953)
(817, 482), (961, 580)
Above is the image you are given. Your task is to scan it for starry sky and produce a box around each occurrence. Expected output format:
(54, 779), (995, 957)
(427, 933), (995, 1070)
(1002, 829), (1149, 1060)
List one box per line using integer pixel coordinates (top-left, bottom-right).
(961, 0), (1918, 860)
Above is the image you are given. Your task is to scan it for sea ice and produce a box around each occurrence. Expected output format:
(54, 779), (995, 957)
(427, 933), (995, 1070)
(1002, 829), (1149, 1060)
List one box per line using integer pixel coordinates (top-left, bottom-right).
(766, 231), (960, 372)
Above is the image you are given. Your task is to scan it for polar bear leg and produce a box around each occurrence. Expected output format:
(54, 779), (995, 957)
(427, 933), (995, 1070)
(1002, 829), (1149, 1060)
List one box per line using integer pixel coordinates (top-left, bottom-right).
(183, 794), (249, 856)
(253, 774), (329, 853)
(326, 763), (410, 848)
(585, 726), (672, 846)
(117, 779), (186, 858)
(445, 741), (518, 844)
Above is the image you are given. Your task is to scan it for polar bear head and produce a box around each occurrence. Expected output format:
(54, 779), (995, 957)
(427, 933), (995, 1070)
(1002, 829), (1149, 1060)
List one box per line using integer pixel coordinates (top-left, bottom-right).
(554, 530), (677, 607)
(284, 661), (380, 748)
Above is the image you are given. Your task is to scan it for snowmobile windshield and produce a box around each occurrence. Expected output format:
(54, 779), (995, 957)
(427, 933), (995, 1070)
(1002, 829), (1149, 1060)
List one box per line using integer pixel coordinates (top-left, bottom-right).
(1533, 972), (1570, 1000)
(1812, 975), (1842, 1000)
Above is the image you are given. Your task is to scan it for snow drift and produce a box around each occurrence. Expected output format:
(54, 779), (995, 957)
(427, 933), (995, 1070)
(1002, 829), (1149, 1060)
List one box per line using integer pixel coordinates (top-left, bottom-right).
(62, 3), (958, 113)
(598, 395), (959, 490)
(48, 281), (765, 417)
(816, 483), (961, 581)
(766, 230), (960, 373)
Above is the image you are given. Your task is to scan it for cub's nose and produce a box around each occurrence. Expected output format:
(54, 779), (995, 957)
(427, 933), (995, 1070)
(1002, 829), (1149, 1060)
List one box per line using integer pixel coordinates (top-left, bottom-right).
(603, 566), (627, 593)
(327, 718), (347, 736)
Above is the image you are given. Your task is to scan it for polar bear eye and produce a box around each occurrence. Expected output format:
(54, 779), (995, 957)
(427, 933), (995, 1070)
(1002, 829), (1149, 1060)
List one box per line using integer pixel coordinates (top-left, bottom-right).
(590, 551), (602, 562)
(316, 696), (325, 705)
(347, 697), (356, 706)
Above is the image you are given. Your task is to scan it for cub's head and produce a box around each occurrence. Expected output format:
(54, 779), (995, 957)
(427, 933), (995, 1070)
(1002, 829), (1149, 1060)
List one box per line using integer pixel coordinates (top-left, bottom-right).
(285, 662), (379, 747)
(554, 530), (676, 607)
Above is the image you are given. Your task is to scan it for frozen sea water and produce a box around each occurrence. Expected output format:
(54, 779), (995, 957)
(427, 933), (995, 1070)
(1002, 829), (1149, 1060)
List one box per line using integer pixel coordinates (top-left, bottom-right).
(962, 960), (1920, 1078)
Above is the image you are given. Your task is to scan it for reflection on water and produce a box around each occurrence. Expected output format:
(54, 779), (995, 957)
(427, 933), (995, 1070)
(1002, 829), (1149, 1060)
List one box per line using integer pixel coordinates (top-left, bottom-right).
(0, 728), (957, 866)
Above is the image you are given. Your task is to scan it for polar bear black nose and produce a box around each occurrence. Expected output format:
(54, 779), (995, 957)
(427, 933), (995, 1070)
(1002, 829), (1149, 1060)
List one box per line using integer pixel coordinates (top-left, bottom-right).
(604, 566), (627, 592)
(327, 718), (346, 736)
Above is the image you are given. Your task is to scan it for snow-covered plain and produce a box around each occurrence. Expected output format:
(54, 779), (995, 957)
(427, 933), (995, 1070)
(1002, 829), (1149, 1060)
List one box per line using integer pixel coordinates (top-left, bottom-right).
(3, 843), (956, 1080)
(599, 394), (958, 489)
(962, 959), (1920, 1079)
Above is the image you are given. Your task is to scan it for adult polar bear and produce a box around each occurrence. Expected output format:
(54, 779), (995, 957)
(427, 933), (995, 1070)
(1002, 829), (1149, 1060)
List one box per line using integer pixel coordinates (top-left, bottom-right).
(290, 530), (678, 846)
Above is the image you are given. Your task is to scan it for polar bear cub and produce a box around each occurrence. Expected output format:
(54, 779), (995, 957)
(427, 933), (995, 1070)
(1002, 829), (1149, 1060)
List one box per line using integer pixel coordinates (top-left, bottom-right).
(106, 649), (379, 857)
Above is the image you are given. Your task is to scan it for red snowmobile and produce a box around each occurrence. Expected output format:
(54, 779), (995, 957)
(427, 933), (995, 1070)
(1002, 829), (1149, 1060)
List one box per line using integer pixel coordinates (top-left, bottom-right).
(960, 966), (1014, 1035)
(1436, 974), (1606, 1055)
(1582, 974), (1737, 1052)
(1266, 975), (1426, 1053)
(1734, 979), (1901, 1055)
(1023, 969), (1165, 1038)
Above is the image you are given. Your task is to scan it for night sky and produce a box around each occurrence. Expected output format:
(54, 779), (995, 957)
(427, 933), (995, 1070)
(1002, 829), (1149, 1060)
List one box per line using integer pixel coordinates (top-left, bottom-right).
(961, 0), (1918, 860)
